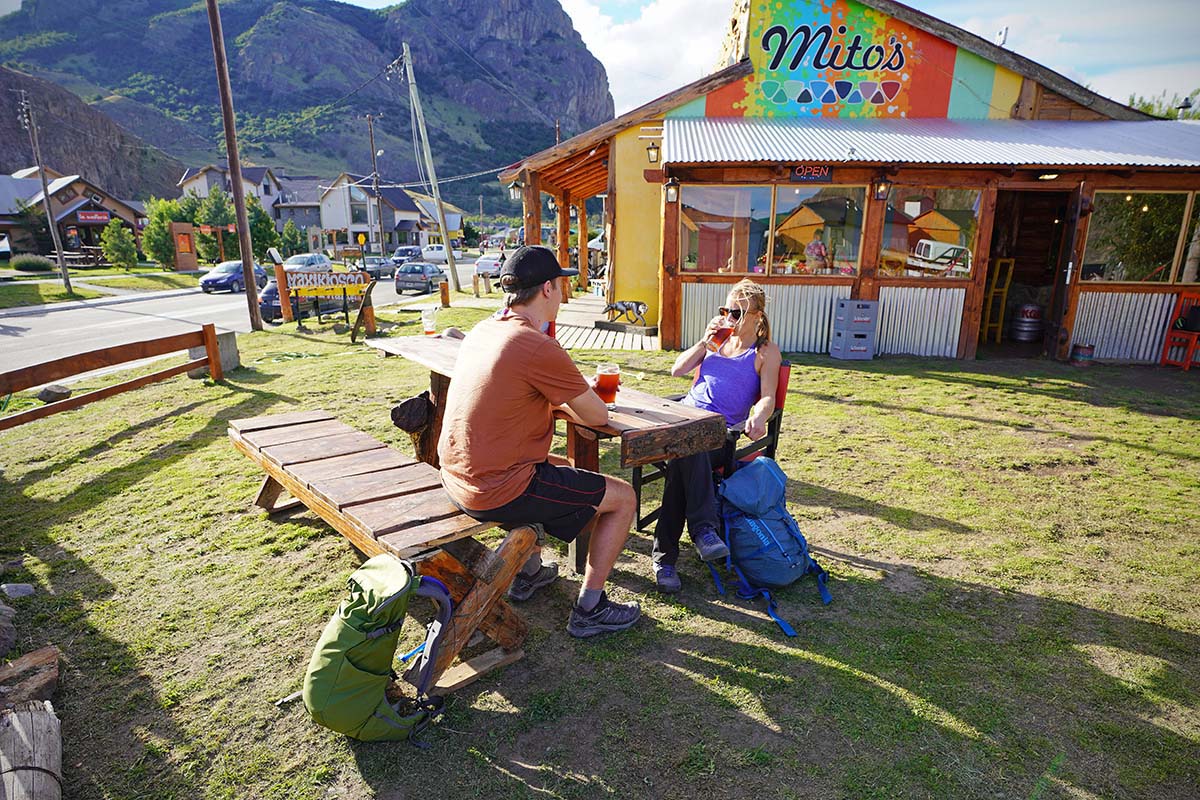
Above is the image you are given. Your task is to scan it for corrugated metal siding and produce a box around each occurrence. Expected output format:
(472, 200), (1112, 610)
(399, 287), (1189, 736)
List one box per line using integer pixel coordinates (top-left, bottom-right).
(681, 282), (850, 353)
(1071, 290), (1176, 363)
(662, 117), (1200, 167)
(877, 286), (965, 358)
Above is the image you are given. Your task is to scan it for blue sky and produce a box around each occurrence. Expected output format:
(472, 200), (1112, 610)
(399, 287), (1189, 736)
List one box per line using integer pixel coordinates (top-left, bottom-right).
(346, 0), (1200, 115)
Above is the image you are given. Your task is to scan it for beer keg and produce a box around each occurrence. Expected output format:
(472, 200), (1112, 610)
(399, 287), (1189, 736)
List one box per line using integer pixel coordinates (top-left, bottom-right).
(1011, 303), (1043, 342)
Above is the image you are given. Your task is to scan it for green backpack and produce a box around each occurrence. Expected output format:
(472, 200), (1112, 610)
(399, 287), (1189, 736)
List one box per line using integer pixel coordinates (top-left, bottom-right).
(303, 554), (452, 745)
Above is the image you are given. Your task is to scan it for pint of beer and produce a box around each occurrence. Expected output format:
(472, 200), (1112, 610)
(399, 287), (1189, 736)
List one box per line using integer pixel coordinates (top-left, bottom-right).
(706, 322), (734, 352)
(595, 363), (620, 405)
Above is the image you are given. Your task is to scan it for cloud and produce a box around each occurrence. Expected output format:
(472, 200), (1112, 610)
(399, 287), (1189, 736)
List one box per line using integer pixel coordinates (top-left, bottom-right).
(561, 0), (732, 114)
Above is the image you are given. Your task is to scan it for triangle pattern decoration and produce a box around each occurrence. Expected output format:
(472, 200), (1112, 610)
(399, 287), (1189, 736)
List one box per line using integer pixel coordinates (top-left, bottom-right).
(835, 80), (854, 99)
(847, 90), (863, 103)
(796, 88), (814, 103)
(881, 81), (902, 101)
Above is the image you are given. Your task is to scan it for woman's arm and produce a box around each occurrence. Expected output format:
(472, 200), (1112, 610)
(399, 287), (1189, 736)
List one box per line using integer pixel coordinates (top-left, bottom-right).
(744, 343), (782, 440)
(671, 315), (722, 377)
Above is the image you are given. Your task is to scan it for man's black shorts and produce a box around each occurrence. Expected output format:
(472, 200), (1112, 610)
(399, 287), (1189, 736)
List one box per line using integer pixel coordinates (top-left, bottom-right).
(451, 461), (606, 543)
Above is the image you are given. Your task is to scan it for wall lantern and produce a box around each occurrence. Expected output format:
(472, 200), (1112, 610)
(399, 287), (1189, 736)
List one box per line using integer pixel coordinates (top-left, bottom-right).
(664, 177), (680, 204)
(507, 180), (523, 201)
(646, 141), (660, 164)
(547, 195), (557, 212)
(569, 205), (578, 219)
(1037, 172), (1060, 181)
(872, 178), (892, 202)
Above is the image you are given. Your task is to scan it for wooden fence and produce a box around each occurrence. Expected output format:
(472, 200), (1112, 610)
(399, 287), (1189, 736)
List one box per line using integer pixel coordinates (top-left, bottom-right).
(0, 323), (223, 432)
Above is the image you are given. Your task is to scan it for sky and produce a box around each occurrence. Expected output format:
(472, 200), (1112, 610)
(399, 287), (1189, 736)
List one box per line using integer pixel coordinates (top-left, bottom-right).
(345, 0), (1200, 116)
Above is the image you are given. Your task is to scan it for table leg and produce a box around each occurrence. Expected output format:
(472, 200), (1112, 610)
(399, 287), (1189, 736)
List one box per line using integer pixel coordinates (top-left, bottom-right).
(414, 371), (451, 467)
(565, 423), (599, 575)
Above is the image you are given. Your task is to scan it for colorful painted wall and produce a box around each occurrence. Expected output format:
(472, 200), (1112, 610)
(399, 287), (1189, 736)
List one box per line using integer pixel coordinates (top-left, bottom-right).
(667, 0), (1022, 120)
(611, 125), (665, 320)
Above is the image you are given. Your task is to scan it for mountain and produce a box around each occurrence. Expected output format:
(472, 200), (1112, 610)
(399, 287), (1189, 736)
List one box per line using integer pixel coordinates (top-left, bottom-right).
(0, 66), (184, 199)
(0, 0), (615, 209)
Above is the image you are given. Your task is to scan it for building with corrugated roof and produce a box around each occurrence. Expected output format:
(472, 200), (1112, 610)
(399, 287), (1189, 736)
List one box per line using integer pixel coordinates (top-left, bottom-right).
(501, 0), (1200, 364)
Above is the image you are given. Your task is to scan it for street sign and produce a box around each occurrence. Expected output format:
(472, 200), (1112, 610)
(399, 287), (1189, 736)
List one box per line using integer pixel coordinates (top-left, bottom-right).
(227, 224), (235, 233)
(199, 225), (213, 234)
(356, 233), (366, 245)
(77, 210), (110, 224)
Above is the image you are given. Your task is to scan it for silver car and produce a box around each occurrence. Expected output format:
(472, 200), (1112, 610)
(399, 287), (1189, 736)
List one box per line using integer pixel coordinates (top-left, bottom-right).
(394, 261), (446, 294)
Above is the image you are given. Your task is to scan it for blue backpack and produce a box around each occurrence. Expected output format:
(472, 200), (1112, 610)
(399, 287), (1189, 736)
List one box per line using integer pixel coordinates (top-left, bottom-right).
(710, 457), (832, 636)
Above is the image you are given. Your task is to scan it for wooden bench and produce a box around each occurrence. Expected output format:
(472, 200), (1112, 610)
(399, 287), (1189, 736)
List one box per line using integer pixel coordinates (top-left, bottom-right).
(228, 409), (538, 693)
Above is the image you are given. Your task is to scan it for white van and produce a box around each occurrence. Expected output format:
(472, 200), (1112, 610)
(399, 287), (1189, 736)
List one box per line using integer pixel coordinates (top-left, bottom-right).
(907, 239), (971, 275)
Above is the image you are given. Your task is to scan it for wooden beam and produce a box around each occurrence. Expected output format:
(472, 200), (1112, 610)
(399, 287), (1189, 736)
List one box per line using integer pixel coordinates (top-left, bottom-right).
(0, 329), (205, 395)
(201, 322), (222, 382)
(0, 359), (205, 432)
(556, 190), (571, 303)
(957, 184), (998, 359)
(576, 200), (588, 288)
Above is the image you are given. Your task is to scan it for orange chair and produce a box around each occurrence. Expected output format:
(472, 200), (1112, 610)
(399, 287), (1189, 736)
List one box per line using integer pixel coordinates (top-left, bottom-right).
(632, 361), (791, 532)
(1160, 290), (1200, 371)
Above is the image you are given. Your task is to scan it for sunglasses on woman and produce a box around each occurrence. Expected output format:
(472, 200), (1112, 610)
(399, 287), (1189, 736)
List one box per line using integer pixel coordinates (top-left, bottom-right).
(718, 306), (746, 320)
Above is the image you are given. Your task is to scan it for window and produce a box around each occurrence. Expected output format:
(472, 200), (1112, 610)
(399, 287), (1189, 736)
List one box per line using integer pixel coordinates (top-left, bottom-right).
(1082, 192), (1189, 283)
(772, 186), (865, 275)
(349, 186), (369, 226)
(681, 186), (772, 274)
(878, 187), (980, 279)
(1181, 198), (1200, 284)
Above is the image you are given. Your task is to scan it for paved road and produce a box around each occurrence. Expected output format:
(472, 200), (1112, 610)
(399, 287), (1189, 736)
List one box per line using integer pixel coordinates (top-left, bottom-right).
(0, 258), (481, 374)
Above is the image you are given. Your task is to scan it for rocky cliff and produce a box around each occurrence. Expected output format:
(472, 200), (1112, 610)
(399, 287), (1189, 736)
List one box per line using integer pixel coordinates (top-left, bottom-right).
(0, 66), (184, 199)
(0, 0), (614, 208)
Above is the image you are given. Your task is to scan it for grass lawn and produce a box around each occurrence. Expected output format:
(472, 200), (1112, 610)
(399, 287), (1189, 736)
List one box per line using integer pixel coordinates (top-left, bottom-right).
(5, 264), (166, 281)
(1, 309), (1197, 799)
(0, 282), (107, 308)
(85, 274), (200, 291)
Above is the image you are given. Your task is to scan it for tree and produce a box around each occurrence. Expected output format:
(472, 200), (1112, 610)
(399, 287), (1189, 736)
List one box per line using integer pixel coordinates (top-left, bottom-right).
(141, 196), (187, 267)
(178, 191), (202, 223)
(281, 219), (305, 256)
(12, 200), (52, 254)
(1127, 88), (1200, 119)
(195, 189), (235, 263)
(463, 220), (480, 246)
(246, 195), (280, 261)
(100, 220), (138, 270)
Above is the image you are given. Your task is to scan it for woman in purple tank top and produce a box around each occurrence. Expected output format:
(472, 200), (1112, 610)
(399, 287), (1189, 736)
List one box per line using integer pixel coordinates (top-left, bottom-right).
(653, 279), (783, 593)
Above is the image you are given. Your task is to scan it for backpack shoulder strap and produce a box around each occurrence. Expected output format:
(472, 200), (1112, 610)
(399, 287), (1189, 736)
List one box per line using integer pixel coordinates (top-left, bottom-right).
(399, 576), (454, 700)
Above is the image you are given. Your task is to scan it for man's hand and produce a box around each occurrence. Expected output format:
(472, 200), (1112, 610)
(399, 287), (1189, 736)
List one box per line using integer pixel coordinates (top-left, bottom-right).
(744, 408), (769, 440)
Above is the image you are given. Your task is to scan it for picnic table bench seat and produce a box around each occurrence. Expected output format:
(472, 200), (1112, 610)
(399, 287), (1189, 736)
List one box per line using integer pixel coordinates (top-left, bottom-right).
(228, 409), (538, 694)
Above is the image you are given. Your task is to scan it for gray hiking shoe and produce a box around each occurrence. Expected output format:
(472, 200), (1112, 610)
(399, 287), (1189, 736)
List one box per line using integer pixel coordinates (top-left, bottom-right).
(566, 592), (641, 638)
(693, 529), (730, 562)
(655, 563), (682, 593)
(507, 563), (559, 601)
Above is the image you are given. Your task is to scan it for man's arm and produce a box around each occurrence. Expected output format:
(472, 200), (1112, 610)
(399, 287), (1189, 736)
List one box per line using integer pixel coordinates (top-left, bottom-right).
(565, 384), (608, 427)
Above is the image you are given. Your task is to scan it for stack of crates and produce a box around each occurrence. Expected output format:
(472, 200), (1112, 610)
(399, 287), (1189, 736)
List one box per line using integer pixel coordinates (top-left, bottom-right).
(829, 299), (878, 360)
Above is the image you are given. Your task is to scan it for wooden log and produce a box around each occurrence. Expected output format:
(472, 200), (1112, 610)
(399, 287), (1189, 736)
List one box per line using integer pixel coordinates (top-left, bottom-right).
(201, 323), (223, 382)
(434, 647), (525, 694)
(0, 647), (59, 708)
(416, 551), (527, 651)
(565, 424), (600, 575)
(413, 372), (450, 468)
(620, 416), (726, 468)
(0, 700), (62, 800)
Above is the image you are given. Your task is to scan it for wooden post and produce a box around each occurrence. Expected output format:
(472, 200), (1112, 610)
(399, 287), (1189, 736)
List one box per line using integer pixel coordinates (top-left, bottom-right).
(523, 172), (542, 247)
(565, 423), (600, 574)
(856, 189), (888, 302)
(576, 200), (588, 289)
(201, 323), (223, 382)
(958, 184), (998, 359)
(556, 191), (570, 304)
(0, 700), (62, 800)
(659, 182), (681, 349)
(439, 280), (450, 308)
(1057, 183), (1098, 360)
(273, 262), (293, 323)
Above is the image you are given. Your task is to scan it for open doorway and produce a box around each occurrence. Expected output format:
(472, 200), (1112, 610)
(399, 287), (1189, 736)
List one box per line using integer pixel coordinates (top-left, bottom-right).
(980, 189), (1074, 357)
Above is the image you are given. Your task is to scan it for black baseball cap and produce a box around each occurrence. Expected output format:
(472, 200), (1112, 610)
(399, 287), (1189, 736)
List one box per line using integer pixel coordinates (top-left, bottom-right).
(499, 245), (578, 290)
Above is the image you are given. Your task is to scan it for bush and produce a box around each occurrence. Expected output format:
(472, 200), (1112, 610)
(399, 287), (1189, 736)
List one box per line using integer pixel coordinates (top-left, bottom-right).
(10, 254), (54, 272)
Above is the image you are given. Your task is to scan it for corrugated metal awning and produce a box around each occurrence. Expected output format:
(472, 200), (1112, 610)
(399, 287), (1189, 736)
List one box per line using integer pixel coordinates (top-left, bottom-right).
(662, 117), (1200, 168)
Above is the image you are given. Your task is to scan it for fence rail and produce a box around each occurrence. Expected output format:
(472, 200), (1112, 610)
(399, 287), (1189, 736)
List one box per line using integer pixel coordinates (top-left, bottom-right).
(0, 324), (222, 431)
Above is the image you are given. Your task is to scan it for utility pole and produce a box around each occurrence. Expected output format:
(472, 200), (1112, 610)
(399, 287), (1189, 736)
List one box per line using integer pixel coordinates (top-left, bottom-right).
(367, 114), (387, 257)
(15, 90), (70, 293)
(402, 42), (461, 293)
(204, 0), (262, 331)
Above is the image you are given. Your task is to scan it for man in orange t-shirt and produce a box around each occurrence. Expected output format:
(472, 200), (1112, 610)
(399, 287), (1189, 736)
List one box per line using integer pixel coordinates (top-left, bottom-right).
(438, 246), (640, 638)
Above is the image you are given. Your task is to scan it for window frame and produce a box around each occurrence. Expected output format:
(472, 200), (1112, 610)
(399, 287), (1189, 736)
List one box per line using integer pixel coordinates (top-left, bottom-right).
(877, 184), (985, 281)
(677, 181), (869, 278)
(1082, 189), (1196, 285)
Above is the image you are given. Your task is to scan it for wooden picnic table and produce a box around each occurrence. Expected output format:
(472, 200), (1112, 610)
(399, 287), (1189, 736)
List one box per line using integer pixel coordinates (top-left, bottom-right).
(367, 335), (726, 572)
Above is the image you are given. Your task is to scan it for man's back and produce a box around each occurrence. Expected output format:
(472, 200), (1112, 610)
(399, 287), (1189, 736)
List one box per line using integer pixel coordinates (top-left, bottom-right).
(438, 313), (586, 510)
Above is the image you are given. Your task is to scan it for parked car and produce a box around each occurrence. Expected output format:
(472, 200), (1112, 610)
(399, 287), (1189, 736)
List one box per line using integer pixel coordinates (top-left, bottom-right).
(0, 234), (10, 262)
(258, 279), (359, 323)
(420, 243), (463, 263)
(283, 253), (333, 272)
(394, 261), (446, 294)
(200, 260), (268, 293)
(391, 245), (422, 266)
(474, 254), (503, 278)
(362, 256), (393, 279)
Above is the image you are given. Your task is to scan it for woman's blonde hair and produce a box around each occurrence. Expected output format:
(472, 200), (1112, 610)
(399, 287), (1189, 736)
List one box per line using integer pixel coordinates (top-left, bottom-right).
(729, 278), (771, 348)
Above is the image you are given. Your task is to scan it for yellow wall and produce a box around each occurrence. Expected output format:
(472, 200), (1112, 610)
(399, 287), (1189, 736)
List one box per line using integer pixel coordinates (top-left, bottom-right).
(611, 125), (664, 322)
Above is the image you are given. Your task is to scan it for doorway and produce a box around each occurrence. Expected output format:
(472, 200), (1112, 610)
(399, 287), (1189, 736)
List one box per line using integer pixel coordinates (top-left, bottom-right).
(980, 189), (1074, 357)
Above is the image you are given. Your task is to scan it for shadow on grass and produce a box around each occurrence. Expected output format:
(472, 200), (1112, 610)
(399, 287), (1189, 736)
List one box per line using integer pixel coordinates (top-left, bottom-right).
(0, 369), (307, 797)
(424, 552), (1197, 800)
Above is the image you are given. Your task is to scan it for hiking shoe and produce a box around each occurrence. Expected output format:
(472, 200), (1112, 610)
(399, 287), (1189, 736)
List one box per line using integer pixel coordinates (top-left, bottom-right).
(566, 592), (641, 638)
(693, 529), (730, 562)
(655, 564), (682, 593)
(507, 563), (559, 601)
